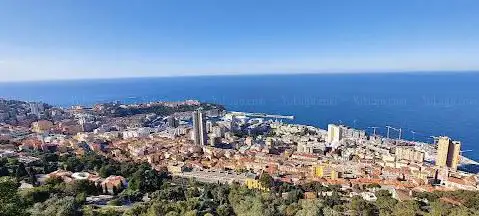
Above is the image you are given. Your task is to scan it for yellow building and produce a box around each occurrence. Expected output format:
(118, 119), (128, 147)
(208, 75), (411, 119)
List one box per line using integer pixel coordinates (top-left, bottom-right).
(313, 165), (338, 179)
(436, 137), (461, 170)
(449, 141), (461, 170)
(244, 178), (269, 191)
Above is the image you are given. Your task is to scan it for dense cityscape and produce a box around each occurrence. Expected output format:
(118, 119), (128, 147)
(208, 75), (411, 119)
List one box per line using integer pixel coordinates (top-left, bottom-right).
(0, 98), (478, 216)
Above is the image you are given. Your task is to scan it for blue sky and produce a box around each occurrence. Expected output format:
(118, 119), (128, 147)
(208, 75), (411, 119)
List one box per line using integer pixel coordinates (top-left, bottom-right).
(1, 0), (478, 81)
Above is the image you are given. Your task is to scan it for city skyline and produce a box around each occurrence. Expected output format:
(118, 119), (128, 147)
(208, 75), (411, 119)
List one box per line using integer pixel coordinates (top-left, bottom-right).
(1, 0), (479, 81)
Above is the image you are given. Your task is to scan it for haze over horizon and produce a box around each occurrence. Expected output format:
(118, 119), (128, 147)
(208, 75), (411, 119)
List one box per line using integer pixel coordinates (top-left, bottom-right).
(1, 0), (479, 82)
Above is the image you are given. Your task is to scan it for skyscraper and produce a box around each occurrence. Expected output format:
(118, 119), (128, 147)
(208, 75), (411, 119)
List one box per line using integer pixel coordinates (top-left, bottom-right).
(327, 124), (343, 144)
(192, 109), (207, 145)
(29, 102), (44, 118)
(436, 136), (461, 170)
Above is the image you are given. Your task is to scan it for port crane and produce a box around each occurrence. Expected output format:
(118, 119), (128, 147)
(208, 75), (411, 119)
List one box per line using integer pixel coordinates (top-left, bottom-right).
(386, 125), (402, 139)
(367, 126), (380, 136)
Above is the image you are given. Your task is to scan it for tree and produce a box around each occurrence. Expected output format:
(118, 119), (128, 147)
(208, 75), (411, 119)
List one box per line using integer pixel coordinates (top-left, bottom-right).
(281, 203), (300, 216)
(7, 158), (19, 166)
(41, 153), (58, 163)
(65, 179), (100, 196)
(375, 190), (397, 216)
(228, 186), (273, 216)
(29, 196), (78, 216)
(323, 207), (342, 216)
(127, 165), (168, 193)
(217, 203), (234, 216)
(366, 183), (381, 190)
(0, 177), (26, 216)
(26, 166), (37, 184)
(324, 191), (342, 207)
(302, 182), (326, 193)
(99, 165), (115, 178)
(448, 206), (475, 216)
(426, 201), (452, 216)
(15, 163), (28, 180)
(285, 189), (304, 205)
(44, 175), (63, 187)
(328, 185), (341, 192)
(0, 166), (9, 177)
(19, 186), (52, 205)
(186, 186), (201, 199)
(123, 203), (149, 216)
(153, 185), (186, 202)
(349, 196), (376, 216)
(63, 157), (83, 172)
(42, 163), (58, 174)
(212, 184), (230, 205)
(259, 173), (274, 189)
(393, 201), (420, 216)
(295, 199), (324, 216)
(74, 192), (87, 205)
(97, 208), (123, 216)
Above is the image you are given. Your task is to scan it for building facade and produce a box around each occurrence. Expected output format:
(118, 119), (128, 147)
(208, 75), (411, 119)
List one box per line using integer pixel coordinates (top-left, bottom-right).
(327, 124), (343, 144)
(395, 147), (425, 163)
(192, 109), (207, 145)
(436, 136), (461, 170)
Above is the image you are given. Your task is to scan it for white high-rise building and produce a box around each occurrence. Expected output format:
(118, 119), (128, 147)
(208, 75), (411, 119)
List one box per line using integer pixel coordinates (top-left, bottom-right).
(29, 102), (44, 118)
(327, 124), (343, 144)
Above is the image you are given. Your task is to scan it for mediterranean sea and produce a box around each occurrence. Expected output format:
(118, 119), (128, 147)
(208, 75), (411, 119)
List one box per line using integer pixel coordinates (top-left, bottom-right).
(1, 72), (479, 160)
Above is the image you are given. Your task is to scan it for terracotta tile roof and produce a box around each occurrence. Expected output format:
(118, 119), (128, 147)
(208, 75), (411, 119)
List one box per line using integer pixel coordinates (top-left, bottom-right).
(448, 177), (467, 185)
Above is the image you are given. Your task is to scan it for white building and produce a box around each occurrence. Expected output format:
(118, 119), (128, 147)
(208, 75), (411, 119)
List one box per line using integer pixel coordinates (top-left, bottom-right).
(29, 102), (44, 118)
(297, 141), (324, 154)
(327, 124), (343, 144)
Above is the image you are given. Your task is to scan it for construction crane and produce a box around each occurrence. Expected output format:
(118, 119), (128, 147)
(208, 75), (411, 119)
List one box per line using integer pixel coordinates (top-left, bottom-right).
(411, 130), (417, 141)
(367, 126), (379, 136)
(386, 125), (402, 139)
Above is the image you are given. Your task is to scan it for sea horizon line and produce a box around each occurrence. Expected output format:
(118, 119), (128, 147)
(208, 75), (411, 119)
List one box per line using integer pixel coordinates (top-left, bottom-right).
(1, 69), (479, 84)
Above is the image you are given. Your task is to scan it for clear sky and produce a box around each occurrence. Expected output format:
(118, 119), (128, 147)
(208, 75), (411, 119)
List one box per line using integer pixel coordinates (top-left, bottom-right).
(1, 0), (478, 81)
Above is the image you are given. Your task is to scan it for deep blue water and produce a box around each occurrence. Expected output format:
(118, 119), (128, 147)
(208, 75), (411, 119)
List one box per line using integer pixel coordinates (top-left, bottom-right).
(1, 73), (479, 160)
